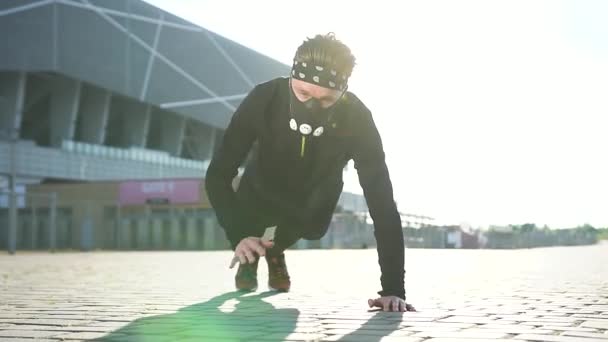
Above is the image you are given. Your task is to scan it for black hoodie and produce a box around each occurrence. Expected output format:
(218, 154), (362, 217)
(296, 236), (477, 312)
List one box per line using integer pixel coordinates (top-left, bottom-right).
(205, 77), (406, 299)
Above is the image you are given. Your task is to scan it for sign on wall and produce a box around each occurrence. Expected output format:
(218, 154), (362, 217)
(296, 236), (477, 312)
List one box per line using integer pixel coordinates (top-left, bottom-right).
(118, 179), (200, 205)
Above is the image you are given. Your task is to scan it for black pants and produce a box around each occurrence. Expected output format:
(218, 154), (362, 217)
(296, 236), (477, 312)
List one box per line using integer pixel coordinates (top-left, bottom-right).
(235, 184), (334, 255)
(236, 203), (332, 256)
(233, 163), (343, 255)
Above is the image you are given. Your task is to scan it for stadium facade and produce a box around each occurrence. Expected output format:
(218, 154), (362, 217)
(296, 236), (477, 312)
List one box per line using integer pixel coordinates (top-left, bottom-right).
(0, 0), (369, 251)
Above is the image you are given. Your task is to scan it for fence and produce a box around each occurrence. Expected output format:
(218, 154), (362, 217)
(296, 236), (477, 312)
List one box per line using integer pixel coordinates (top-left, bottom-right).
(0, 191), (230, 252)
(0, 191), (59, 252)
(1, 191), (376, 253)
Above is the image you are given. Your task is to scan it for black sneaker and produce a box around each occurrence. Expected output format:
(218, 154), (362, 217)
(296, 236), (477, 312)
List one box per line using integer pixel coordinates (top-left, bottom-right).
(235, 258), (259, 292)
(266, 253), (291, 292)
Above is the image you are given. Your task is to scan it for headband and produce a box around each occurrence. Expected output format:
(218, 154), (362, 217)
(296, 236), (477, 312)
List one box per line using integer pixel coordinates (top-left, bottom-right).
(290, 60), (348, 91)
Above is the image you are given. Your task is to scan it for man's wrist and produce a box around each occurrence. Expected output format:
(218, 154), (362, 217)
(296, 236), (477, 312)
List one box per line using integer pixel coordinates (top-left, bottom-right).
(377, 289), (406, 300)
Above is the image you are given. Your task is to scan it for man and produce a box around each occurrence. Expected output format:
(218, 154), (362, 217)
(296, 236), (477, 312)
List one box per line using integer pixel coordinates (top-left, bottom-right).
(205, 33), (415, 312)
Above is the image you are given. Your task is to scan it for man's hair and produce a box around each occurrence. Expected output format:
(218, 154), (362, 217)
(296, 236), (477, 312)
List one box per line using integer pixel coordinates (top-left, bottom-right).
(294, 33), (356, 79)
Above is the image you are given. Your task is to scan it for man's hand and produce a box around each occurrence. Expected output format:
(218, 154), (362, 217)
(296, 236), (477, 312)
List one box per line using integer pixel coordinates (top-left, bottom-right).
(368, 296), (416, 312)
(229, 236), (274, 269)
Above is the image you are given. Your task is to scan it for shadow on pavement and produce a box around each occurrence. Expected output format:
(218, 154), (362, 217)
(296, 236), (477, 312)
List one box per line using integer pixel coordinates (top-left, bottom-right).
(335, 309), (404, 341)
(93, 291), (299, 341)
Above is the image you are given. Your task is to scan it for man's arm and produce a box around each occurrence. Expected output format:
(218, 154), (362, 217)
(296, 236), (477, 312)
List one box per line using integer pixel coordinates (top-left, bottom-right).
(205, 84), (267, 249)
(351, 105), (406, 300)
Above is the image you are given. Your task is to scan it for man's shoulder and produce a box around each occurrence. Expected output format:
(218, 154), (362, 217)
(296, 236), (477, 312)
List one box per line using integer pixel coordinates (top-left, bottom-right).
(341, 90), (373, 124)
(251, 77), (288, 94)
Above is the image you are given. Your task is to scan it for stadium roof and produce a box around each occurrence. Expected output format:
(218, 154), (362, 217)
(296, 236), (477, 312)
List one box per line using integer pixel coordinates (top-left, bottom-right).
(0, 0), (291, 129)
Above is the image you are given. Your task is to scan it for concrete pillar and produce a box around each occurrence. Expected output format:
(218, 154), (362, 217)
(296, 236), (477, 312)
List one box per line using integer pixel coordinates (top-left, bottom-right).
(151, 218), (163, 250)
(185, 218), (197, 250)
(0, 72), (25, 138)
(120, 219), (131, 250)
(202, 217), (216, 250)
(136, 218), (149, 250)
(0, 72), (25, 254)
(109, 96), (150, 148)
(121, 102), (150, 148)
(79, 201), (94, 251)
(77, 85), (110, 144)
(169, 216), (181, 250)
(50, 77), (81, 147)
(184, 123), (216, 161)
(30, 203), (38, 249)
(136, 206), (150, 250)
(159, 112), (186, 156)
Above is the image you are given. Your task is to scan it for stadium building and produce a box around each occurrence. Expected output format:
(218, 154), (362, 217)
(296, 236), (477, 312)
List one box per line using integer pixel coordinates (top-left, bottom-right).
(0, 0), (369, 251)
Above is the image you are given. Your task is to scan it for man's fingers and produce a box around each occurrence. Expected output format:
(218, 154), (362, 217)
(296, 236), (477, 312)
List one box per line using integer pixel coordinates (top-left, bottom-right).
(237, 250), (247, 265)
(229, 256), (238, 269)
(392, 300), (399, 312)
(261, 240), (275, 248)
(406, 303), (417, 312)
(252, 242), (266, 257)
(243, 248), (256, 264)
(383, 300), (390, 312)
(245, 239), (266, 257)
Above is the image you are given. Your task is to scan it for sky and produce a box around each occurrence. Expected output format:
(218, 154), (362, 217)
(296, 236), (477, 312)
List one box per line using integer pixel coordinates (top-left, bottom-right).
(144, 0), (608, 229)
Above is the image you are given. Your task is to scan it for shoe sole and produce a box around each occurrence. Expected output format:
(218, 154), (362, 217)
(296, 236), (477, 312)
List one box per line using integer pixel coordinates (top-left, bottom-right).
(268, 285), (290, 292)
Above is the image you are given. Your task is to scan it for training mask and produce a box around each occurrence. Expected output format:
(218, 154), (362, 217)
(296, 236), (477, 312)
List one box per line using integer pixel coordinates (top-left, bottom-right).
(289, 86), (328, 136)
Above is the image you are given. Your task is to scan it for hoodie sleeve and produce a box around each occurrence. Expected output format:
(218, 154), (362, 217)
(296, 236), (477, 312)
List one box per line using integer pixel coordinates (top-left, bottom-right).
(351, 103), (406, 300)
(205, 83), (268, 249)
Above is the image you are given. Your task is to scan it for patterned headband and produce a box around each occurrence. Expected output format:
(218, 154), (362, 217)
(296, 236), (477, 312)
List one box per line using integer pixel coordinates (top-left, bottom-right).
(290, 60), (348, 91)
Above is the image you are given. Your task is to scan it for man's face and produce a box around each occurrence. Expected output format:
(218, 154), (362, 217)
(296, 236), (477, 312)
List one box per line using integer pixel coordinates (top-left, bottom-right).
(290, 78), (343, 109)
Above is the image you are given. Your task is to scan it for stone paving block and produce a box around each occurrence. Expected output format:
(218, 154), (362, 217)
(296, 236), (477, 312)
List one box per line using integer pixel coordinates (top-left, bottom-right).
(489, 314), (542, 321)
(95, 316), (146, 322)
(321, 323), (404, 331)
(399, 321), (476, 329)
(572, 314), (608, 320)
(582, 321), (608, 329)
(561, 331), (608, 339)
(267, 322), (322, 329)
(322, 335), (423, 342)
(399, 326), (464, 333)
(512, 316), (581, 323)
(410, 329), (511, 339)
(466, 326), (555, 334)
(112, 324), (184, 335)
(323, 328), (415, 336)
(444, 311), (492, 317)
(92, 333), (173, 342)
(475, 323), (555, 334)
(518, 321), (574, 327)
(514, 333), (608, 342)
(87, 321), (131, 328)
(0, 324), (62, 331)
(538, 325), (598, 332)
(0, 339), (59, 342)
(256, 332), (327, 341)
(0, 329), (63, 338)
(437, 316), (498, 324)
(320, 319), (391, 325)
(51, 325), (119, 333)
(177, 328), (263, 339)
(424, 339), (529, 342)
(55, 331), (113, 340)
(267, 326), (325, 333)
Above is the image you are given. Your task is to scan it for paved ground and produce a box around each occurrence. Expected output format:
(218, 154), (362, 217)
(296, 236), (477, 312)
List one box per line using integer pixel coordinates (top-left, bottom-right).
(0, 241), (607, 341)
